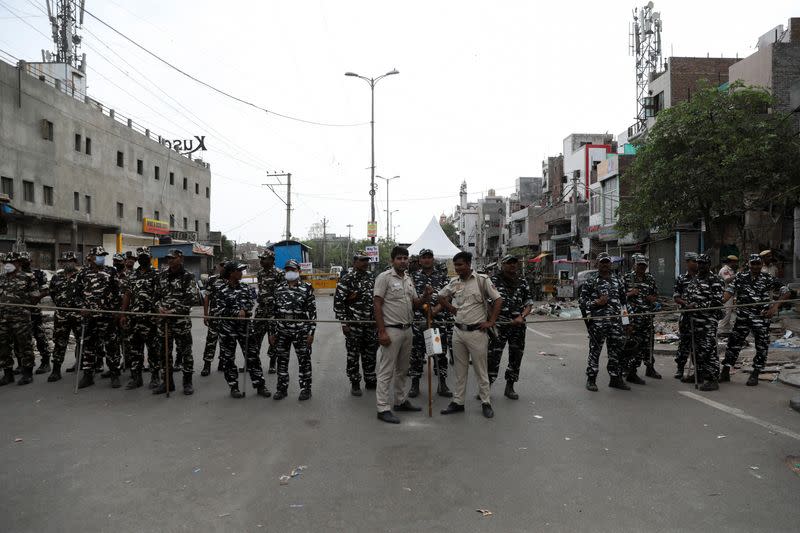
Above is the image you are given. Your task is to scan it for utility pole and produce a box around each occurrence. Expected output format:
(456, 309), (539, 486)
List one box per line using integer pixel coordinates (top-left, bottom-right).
(321, 217), (328, 268)
(571, 170), (580, 261)
(345, 224), (353, 265)
(376, 175), (399, 241)
(263, 172), (292, 241)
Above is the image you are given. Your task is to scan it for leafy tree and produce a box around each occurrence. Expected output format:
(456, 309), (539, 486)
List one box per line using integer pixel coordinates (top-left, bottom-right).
(216, 234), (235, 263)
(440, 221), (460, 246)
(616, 82), (800, 247)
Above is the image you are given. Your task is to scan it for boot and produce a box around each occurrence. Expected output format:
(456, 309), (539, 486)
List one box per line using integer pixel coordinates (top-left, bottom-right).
(699, 379), (719, 391)
(110, 373), (121, 389)
(65, 361), (77, 373)
(585, 376), (598, 392)
(273, 390), (287, 401)
(609, 376), (631, 390)
(0, 368), (14, 386)
(230, 386), (244, 399)
(746, 369), (760, 387)
(299, 389), (312, 401)
(17, 367), (33, 386)
(719, 366), (731, 383)
(503, 381), (519, 400)
(351, 381), (362, 397)
(437, 376), (453, 398)
(47, 363), (62, 382)
(257, 385), (271, 398)
(77, 371), (95, 389)
(644, 365), (662, 379)
(183, 374), (194, 395)
(673, 364), (685, 380)
(153, 374), (175, 394)
(149, 371), (161, 390)
(364, 381), (377, 390)
(125, 370), (143, 389)
(408, 377), (420, 398)
(35, 356), (51, 375)
(200, 361), (212, 377)
(626, 370), (646, 385)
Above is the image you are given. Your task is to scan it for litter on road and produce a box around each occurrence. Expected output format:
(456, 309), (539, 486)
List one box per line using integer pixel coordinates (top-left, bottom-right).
(476, 509), (493, 517)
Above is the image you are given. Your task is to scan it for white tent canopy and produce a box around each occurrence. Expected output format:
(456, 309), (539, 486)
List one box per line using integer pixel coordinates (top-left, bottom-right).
(407, 217), (462, 259)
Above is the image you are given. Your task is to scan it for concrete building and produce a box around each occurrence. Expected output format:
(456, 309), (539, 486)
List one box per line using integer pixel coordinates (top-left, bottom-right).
(541, 155), (564, 206)
(0, 58), (212, 269)
(475, 189), (505, 263)
(562, 133), (615, 202)
(452, 181), (478, 256)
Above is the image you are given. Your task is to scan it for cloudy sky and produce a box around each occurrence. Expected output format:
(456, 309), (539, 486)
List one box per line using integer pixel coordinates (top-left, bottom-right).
(1, 0), (796, 244)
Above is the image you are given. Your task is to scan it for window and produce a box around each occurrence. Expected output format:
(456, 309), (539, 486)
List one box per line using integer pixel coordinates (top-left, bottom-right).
(117, 151), (124, 168)
(136, 206), (143, 222)
(85, 195), (91, 214)
(590, 192), (601, 215)
(136, 159), (143, 175)
(74, 133), (81, 152)
(182, 177), (187, 190)
(85, 137), (92, 155)
(195, 182), (199, 194)
(73, 192), (80, 211)
(116, 202), (124, 219)
(43, 185), (53, 206)
(41, 119), (53, 141)
(1, 177), (13, 199)
(169, 172), (174, 185)
(194, 219), (199, 232)
(154, 166), (160, 180)
(183, 217), (187, 230)
(169, 214), (175, 227)
(23, 180), (34, 202)
(154, 210), (160, 220)
(205, 186), (209, 199)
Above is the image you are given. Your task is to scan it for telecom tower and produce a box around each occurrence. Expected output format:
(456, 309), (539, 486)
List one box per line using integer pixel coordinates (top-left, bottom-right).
(629, 2), (662, 132)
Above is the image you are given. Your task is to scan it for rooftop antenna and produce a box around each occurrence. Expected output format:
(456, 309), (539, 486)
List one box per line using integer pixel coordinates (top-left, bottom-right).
(629, 1), (663, 132)
(45, 0), (86, 70)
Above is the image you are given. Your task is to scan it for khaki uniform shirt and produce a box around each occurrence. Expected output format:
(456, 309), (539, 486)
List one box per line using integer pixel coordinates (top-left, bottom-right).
(438, 271), (501, 325)
(374, 269), (418, 326)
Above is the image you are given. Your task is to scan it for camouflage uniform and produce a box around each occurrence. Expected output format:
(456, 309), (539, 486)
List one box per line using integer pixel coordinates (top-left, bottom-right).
(722, 271), (789, 371)
(49, 266), (83, 367)
(673, 271), (696, 370)
(154, 266), (198, 378)
(0, 262), (39, 378)
(106, 263), (129, 371)
(249, 265), (284, 367)
(75, 262), (120, 373)
(488, 272), (533, 384)
(123, 266), (161, 374)
(578, 271), (629, 379)
(409, 267), (451, 381)
(216, 279), (265, 389)
(272, 278), (316, 394)
(623, 271), (659, 372)
(683, 272), (724, 381)
(202, 273), (226, 364)
(22, 265), (51, 365)
(333, 268), (378, 387)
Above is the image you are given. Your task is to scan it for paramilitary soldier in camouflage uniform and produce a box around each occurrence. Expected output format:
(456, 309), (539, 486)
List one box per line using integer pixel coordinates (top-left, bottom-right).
(334, 251), (378, 396)
(201, 259), (226, 376)
(623, 254), (662, 384)
(488, 255), (533, 400)
(250, 250), (284, 375)
(0, 252), (40, 386)
(216, 261), (270, 398)
(578, 252), (631, 391)
(75, 246), (120, 389)
(120, 247), (161, 390)
(720, 253), (790, 386)
(271, 260), (316, 401)
(18, 252), (52, 375)
(409, 249), (453, 399)
(103, 252), (129, 376)
(673, 252), (699, 380)
(682, 254), (724, 391)
(47, 251), (82, 382)
(154, 249), (198, 395)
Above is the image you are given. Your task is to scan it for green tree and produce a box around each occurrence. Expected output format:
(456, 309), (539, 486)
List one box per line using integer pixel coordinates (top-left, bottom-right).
(216, 234), (235, 263)
(616, 82), (800, 247)
(440, 221), (459, 246)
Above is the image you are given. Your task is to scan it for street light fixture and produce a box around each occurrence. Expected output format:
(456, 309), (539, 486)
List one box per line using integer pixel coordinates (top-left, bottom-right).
(344, 69), (400, 244)
(376, 174), (400, 241)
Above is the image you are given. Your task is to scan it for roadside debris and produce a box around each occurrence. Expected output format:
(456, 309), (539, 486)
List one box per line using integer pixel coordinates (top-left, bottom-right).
(786, 456), (800, 477)
(717, 435), (726, 439)
(217, 513), (231, 518)
(280, 465), (307, 485)
(476, 509), (493, 517)
(13, 437), (23, 443)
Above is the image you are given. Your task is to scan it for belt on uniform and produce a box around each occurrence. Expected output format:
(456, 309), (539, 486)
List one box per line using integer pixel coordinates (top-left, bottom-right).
(385, 324), (412, 329)
(454, 323), (482, 332)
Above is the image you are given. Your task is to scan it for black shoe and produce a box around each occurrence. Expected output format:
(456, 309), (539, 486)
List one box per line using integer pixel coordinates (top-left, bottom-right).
(673, 366), (685, 380)
(351, 382), (362, 397)
(17, 367), (33, 386)
(110, 374), (121, 389)
(626, 371), (646, 385)
(437, 377), (453, 398)
(230, 386), (244, 399)
(394, 400), (421, 412)
(273, 390), (287, 401)
(0, 368), (14, 386)
(441, 402), (465, 415)
(609, 376), (631, 390)
(504, 381), (519, 400)
(645, 366), (662, 379)
(257, 386), (271, 398)
(719, 366), (731, 383)
(586, 377), (598, 392)
(149, 373), (161, 390)
(65, 362), (77, 373)
(100, 370), (114, 379)
(35, 359), (51, 375)
(408, 377), (420, 398)
(183, 374), (194, 395)
(299, 389), (311, 401)
(377, 410), (400, 424)
(47, 364), (62, 383)
(364, 381), (376, 390)
(78, 371), (95, 389)
(482, 402), (494, 418)
(153, 376), (175, 395)
(125, 371), (143, 389)
(699, 379), (719, 391)
(200, 362), (211, 377)
(746, 369), (760, 386)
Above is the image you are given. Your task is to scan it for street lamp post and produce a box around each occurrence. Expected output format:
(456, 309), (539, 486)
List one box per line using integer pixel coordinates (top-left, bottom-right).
(344, 69), (399, 244)
(376, 174), (400, 241)
(386, 209), (399, 242)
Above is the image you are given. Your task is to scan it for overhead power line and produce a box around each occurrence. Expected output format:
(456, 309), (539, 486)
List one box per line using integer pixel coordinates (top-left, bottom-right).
(81, 6), (369, 128)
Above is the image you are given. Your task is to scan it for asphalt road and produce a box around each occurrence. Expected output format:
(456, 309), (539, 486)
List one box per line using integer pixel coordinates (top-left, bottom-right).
(1, 295), (799, 532)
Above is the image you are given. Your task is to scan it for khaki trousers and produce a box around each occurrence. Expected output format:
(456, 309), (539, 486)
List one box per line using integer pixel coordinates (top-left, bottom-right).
(376, 327), (412, 412)
(452, 327), (490, 405)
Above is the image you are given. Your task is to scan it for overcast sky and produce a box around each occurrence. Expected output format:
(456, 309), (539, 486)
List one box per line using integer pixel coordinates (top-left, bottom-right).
(1, 0), (796, 246)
